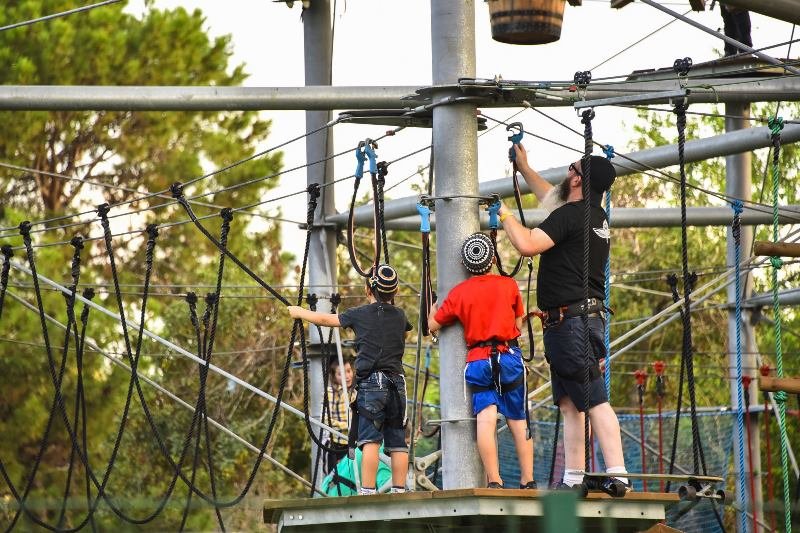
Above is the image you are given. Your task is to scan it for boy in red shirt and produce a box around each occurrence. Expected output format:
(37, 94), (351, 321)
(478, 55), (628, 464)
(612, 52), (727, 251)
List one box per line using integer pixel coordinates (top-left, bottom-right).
(427, 233), (535, 489)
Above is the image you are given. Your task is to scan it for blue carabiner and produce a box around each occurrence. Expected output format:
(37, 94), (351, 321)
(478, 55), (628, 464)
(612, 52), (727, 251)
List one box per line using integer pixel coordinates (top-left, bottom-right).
(506, 122), (524, 161)
(363, 139), (377, 175)
(417, 202), (431, 234)
(487, 199), (501, 230)
(355, 143), (367, 179)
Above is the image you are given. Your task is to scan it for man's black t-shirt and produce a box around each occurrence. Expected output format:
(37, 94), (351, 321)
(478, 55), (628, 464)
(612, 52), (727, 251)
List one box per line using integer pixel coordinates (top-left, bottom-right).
(338, 302), (412, 381)
(536, 201), (610, 310)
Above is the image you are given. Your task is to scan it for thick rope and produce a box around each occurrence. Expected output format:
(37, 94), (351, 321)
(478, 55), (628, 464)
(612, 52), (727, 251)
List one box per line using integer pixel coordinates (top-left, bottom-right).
(171, 182), (291, 306)
(732, 200), (750, 533)
(674, 101), (726, 532)
(580, 108), (594, 471)
(665, 274), (686, 493)
(298, 189), (342, 455)
(673, 100), (705, 475)
(767, 115), (792, 533)
(0, 246), (12, 320)
(377, 161), (390, 265)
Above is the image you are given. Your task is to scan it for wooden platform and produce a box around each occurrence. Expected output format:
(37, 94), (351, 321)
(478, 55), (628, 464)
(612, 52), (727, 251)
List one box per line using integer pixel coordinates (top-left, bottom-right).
(264, 488), (680, 532)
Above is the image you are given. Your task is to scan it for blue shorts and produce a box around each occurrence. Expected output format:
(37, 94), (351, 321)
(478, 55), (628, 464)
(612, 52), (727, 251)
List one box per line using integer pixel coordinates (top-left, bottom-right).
(355, 372), (408, 453)
(543, 316), (608, 412)
(464, 347), (526, 420)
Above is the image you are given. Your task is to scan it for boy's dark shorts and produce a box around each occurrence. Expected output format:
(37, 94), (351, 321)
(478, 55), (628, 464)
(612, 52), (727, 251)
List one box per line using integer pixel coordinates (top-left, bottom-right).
(543, 316), (608, 412)
(356, 372), (408, 453)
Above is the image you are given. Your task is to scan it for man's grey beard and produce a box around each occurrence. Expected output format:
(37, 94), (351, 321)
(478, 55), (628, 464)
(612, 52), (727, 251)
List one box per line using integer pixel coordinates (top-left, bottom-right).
(540, 178), (571, 213)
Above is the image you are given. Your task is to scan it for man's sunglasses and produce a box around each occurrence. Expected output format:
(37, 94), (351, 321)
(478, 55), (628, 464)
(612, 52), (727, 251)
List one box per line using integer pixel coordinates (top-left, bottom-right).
(569, 162), (583, 178)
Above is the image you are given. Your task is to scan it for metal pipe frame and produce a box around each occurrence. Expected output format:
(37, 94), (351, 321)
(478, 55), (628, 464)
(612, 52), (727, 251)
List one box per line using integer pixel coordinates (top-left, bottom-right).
(332, 122), (800, 227)
(383, 204), (800, 231)
(0, 76), (799, 111)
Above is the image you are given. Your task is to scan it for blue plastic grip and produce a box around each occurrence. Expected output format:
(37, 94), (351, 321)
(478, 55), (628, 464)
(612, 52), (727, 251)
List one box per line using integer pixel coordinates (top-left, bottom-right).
(417, 203), (431, 233)
(487, 200), (501, 229)
(355, 145), (366, 179)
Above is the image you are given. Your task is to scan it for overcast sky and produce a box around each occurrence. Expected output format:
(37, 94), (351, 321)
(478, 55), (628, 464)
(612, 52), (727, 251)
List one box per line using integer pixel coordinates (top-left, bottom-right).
(126, 0), (797, 262)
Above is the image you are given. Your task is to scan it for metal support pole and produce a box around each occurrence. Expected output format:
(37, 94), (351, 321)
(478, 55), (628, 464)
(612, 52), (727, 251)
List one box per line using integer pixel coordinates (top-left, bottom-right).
(431, 0), (483, 490)
(304, 0), (337, 492)
(725, 102), (763, 531)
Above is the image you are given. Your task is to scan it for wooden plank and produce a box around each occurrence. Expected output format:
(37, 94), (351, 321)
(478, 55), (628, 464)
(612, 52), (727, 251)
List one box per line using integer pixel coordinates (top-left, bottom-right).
(610, 0), (634, 7)
(754, 240), (800, 257)
(585, 491), (680, 503)
(760, 376), (800, 394)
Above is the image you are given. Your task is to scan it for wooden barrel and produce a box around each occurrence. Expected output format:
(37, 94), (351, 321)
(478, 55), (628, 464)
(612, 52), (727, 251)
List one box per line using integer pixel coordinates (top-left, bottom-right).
(487, 0), (566, 45)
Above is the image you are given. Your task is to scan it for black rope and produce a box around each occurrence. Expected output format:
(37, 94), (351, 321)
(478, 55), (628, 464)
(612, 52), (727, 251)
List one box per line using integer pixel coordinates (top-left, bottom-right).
(664, 274), (687, 493)
(56, 237), (91, 529)
(523, 259), (536, 363)
(298, 190), (341, 456)
(494, 160), (528, 278)
(7, 223), (89, 531)
(376, 161), (390, 265)
(171, 182), (292, 306)
(306, 293), (326, 498)
(420, 232), (433, 337)
(0, 246), (13, 320)
(580, 108), (595, 472)
(673, 100), (706, 477)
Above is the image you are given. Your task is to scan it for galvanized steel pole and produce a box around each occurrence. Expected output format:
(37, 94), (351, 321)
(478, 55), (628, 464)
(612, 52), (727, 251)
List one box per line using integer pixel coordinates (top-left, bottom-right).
(431, 0), (483, 489)
(304, 0), (337, 493)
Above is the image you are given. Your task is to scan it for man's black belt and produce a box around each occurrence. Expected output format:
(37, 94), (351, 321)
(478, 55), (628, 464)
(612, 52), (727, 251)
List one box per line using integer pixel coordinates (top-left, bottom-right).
(542, 298), (604, 323)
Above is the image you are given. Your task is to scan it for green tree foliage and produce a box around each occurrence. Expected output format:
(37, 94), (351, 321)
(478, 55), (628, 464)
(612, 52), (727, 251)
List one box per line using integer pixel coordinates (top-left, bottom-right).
(0, 1), (311, 530)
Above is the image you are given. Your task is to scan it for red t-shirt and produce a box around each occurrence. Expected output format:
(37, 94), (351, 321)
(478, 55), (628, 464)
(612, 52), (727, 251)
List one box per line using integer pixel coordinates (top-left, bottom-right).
(433, 274), (524, 362)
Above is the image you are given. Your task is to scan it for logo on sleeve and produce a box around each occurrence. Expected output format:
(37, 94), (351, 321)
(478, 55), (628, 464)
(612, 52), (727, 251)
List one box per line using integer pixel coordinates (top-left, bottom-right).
(593, 220), (610, 241)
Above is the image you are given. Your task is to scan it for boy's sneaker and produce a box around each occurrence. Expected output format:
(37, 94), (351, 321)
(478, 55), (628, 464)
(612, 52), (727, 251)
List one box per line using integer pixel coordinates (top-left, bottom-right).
(597, 477), (632, 498)
(486, 481), (504, 489)
(519, 481), (538, 490)
(552, 481), (588, 497)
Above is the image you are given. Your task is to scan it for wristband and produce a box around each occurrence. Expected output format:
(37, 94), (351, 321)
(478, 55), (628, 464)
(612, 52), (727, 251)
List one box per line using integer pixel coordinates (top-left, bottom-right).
(499, 211), (513, 223)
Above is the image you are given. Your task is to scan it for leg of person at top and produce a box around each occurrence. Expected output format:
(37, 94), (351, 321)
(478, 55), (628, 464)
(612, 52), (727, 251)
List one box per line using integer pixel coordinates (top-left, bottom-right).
(361, 442), (380, 491)
(476, 405), (502, 486)
(588, 402), (629, 484)
(560, 396), (588, 487)
(507, 418), (534, 486)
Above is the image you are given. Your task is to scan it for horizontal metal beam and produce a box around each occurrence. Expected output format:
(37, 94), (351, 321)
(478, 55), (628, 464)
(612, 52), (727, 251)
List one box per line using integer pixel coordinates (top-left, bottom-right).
(330, 122), (800, 226)
(0, 76), (799, 110)
(746, 288), (800, 308)
(382, 205), (800, 231)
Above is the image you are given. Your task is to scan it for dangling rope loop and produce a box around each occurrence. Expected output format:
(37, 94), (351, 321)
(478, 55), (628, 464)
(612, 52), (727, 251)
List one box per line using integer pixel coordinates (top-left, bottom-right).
(731, 197), (750, 533)
(767, 113), (792, 533)
(0, 245), (14, 320)
(347, 140), (383, 277)
(672, 96), (707, 477)
(580, 107), (594, 471)
(171, 182), (291, 306)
